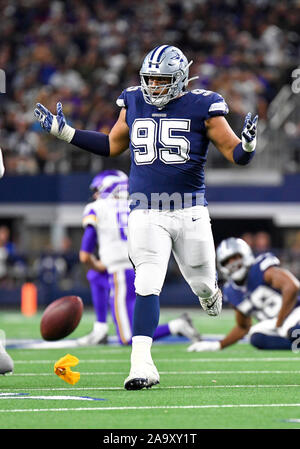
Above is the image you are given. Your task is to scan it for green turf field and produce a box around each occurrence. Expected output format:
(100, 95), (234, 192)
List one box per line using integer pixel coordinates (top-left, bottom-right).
(1, 308), (300, 430)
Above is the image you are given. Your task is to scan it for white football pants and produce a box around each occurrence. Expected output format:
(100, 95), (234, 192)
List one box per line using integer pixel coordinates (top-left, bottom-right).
(248, 306), (300, 339)
(128, 206), (218, 300)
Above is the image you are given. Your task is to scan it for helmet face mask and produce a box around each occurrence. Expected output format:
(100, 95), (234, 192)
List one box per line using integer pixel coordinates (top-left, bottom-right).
(140, 45), (193, 109)
(220, 255), (248, 283)
(216, 238), (254, 283)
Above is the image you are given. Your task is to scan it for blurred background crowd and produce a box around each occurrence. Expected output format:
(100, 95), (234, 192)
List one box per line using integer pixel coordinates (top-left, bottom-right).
(0, 0), (299, 175)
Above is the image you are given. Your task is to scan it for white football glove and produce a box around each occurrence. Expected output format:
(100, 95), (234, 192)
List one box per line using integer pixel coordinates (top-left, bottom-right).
(241, 112), (258, 152)
(34, 102), (75, 143)
(187, 340), (221, 352)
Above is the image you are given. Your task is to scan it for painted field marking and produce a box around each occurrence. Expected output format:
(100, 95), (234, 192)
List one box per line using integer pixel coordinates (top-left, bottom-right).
(283, 419), (300, 423)
(7, 370), (300, 376)
(11, 357), (300, 364)
(0, 384), (300, 393)
(0, 393), (105, 401)
(9, 349), (128, 355)
(2, 403), (300, 413)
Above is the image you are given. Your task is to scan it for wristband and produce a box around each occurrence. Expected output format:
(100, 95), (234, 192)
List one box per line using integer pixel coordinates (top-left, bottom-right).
(55, 122), (75, 143)
(233, 142), (256, 165)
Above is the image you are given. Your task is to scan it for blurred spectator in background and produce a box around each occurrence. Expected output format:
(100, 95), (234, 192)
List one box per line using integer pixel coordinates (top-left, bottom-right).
(253, 231), (272, 255)
(240, 232), (255, 249)
(0, 225), (15, 285)
(282, 230), (300, 282)
(32, 236), (79, 291)
(0, 0), (298, 175)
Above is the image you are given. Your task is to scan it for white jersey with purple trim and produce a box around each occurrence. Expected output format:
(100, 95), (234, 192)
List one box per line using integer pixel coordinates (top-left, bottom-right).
(82, 197), (132, 274)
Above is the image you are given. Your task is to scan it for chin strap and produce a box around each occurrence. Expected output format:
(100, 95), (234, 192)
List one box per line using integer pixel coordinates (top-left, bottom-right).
(185, 61), (199, 86)
(187, 76), (199, 84)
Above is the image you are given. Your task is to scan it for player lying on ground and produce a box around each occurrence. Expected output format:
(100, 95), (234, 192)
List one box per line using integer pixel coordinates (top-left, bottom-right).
(34, 45), (258, 390)
(0, 148), (14, 375)
(78, 169), (201, 346)
(188, 237), (300, 352)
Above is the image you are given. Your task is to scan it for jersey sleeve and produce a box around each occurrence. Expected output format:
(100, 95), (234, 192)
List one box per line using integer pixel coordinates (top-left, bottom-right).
(249, 252), (281, 286)
(82, 203), (98, 229)
(116, 86), (141, 108)
(257, 253), (280, 272)
(205, 92), (229, 119)
(116, 89), (127, 108)
(80, 225), (97, 253)
(190, 89), (229, 121)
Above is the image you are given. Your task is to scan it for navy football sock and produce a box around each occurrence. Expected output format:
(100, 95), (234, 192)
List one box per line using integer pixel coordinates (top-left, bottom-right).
(250, 332), (292, 350)
(133, 294), (160, 338)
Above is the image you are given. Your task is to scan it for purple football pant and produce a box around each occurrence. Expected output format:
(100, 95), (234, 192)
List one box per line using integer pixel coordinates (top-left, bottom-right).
(86, 269), (110, 323)
(109, 268), (171, 345)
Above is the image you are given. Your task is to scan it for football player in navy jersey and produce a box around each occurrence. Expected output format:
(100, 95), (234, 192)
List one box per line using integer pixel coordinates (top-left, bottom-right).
(188, 237), (300, 353)
(34, 45), (258, 390)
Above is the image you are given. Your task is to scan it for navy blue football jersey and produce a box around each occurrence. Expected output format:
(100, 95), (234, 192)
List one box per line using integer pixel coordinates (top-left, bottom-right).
(117, 86), (228, 209)
(223, 252), (300, 321)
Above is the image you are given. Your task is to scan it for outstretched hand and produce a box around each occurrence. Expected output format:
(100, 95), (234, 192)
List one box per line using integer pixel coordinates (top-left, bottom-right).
(241, 112), (258, 152)
(34, 102), (75, 143)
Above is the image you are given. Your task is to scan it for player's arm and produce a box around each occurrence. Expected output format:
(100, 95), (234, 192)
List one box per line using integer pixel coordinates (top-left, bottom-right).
(79, 250), (107, 272)
(187, 309), (252, 352)
(264, 266), (300, 328)
(34, 102), (130, 157)
(219, 309), (252, 349)
(205, 112), (258, 165)
(79, 225), (107, 272)
(108, 108), (130, 156)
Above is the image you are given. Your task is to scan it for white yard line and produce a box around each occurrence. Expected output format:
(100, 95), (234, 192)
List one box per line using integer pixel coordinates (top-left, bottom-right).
(11, 357), (300, 364)
(1, 403), (300, 413)
(7, 370), (300, 376)
(0, 385), (300, 392)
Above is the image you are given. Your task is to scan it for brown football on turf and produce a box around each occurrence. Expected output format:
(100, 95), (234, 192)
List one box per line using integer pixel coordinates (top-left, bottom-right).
(40, 296), (83, 341)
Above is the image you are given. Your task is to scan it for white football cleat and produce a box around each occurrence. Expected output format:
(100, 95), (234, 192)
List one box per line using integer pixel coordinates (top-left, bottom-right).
(0, 351), (14, 375)
(124, 361), (160, 391)
(199, 288), (222, 317)
(77, 322), (108, 346)
(169, 313), (201, 343)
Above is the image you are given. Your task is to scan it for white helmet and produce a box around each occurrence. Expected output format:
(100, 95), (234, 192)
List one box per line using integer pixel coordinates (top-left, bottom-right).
(216, 237), (254, 283)
(140, 45), (196, 109)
